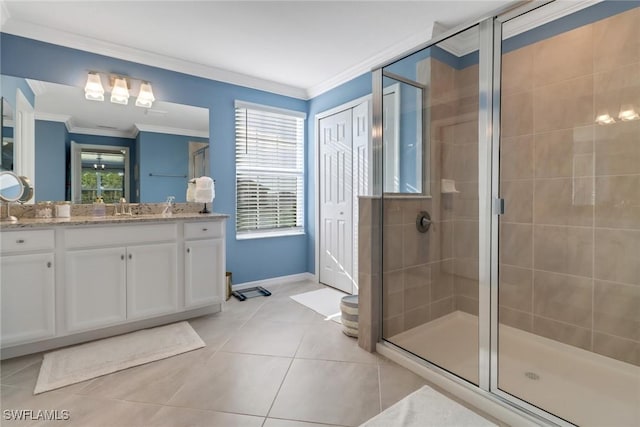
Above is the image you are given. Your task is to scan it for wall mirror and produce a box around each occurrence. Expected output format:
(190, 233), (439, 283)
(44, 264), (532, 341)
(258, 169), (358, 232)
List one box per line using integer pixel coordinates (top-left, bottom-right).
(2, 75), (209, 203)
(382, 70), (428, 196)
(1, 98), (14, 171)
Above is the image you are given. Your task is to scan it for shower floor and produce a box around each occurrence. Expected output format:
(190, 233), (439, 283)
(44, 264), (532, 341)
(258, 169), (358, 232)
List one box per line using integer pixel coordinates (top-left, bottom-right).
(388, 311), (639, 427)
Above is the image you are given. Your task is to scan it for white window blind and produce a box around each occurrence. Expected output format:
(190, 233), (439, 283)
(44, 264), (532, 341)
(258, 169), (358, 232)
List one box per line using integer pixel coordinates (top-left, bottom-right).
(235, 101), (305, 238)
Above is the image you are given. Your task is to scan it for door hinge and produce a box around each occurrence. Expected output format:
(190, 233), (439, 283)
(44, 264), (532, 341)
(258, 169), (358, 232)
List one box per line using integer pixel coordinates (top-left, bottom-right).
(494, 198), (505, 215)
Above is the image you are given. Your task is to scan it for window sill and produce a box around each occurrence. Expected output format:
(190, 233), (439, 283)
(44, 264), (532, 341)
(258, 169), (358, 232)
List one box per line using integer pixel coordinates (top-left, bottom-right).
(236, 229), (305, 241)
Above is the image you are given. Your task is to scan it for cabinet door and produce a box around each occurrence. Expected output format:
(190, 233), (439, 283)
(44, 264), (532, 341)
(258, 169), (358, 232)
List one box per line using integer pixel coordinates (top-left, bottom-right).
(66, 247), (127, 332)
(184, 238), (224, 308)
(1, 253), (55, 346)
(127, 243), (177, 319)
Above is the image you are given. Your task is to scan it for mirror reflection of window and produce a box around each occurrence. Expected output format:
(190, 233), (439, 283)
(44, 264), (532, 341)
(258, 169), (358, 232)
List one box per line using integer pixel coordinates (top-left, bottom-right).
(80, 151), (126, 203)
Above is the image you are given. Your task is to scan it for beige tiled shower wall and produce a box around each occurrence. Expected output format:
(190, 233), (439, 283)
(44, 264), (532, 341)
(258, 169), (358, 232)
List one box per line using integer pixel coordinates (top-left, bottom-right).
(499, 7), (640, 366)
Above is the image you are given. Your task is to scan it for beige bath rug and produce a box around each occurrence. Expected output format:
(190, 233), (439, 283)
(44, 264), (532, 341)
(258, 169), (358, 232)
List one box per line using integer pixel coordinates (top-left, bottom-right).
(34, 321), (205, 394)
(359, 385), (497, 427)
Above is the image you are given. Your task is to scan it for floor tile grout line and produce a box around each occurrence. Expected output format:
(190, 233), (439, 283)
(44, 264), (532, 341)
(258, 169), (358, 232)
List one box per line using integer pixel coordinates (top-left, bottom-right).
(0, 358), (43, 384)
(264, 355), (296, 420)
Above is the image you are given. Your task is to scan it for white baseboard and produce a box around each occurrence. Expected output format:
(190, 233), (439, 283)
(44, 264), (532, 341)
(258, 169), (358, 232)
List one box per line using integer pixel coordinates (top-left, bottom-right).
(232, 272), (315, 290)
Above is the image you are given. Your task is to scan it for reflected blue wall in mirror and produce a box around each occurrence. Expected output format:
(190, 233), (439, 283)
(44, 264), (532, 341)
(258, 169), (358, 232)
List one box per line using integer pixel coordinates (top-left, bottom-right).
(0, 75), (35, 107)
(1, 32), (307, 284)
(137, 132), (208, 203)
(35, 120), (66, 200)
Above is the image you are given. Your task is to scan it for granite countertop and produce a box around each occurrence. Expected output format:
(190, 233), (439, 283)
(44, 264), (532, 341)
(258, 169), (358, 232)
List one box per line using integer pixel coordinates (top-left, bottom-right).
(0, 212), (229, 230)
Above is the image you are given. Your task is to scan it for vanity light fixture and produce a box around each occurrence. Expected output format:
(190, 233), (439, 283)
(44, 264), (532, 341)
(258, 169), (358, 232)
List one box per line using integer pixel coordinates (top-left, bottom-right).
(84, 72), (156, 107)
(135, 82), (155, 108)
(110, 77), (130, 105)
(84, 72), (105, 101)
(618, 105), (639, 121)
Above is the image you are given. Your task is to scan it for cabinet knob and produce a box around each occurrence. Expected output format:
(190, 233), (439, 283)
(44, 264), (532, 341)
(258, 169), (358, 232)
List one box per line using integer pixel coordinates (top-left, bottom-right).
(47, 262), (52, 268)
(121, 254), (125, 260)
(202, 228), (208, 231)
(16, 239), (25, 244)
(128, 254), (132, 260)
(187, 248), (191, 253)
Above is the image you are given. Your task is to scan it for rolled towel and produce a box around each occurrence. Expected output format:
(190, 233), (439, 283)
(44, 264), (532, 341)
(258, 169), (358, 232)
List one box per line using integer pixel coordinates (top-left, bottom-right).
(195, 176), (213, 190)
(194, 188), (213, 203)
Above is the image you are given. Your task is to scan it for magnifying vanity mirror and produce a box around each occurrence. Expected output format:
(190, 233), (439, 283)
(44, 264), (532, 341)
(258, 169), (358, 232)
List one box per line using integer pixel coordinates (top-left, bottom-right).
(0, 170), (32, 222)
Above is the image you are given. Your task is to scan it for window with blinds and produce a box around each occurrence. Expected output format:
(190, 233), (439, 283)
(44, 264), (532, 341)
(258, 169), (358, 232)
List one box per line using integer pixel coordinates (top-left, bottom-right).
(235, 101), (306, 238)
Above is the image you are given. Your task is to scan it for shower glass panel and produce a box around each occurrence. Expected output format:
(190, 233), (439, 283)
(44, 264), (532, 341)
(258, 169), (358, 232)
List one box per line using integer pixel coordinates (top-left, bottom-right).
(497, 3), (640, 426)
(381, 26), (480, 385)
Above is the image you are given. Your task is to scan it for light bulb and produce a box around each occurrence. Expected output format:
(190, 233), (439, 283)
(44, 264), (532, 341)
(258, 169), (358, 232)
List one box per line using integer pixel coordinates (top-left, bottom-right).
(110, 77), (130, 105)
(84, 72), (104, 101)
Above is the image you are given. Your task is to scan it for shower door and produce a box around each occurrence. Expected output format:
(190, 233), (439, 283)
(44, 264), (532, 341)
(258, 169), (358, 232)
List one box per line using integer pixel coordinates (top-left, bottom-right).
(380, 25), (482, 386)
(378, 2), (639, 426)
(494, 3), (640, 426)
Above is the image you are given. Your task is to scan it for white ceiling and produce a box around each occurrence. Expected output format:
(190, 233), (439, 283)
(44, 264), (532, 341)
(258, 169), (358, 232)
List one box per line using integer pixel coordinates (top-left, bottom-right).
(1, 0), (515, 99)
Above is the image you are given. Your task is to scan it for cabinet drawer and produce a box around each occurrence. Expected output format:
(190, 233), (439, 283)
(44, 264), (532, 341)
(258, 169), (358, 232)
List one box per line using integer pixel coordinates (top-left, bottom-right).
(1, 229), (55, 253)
(65, 223), (177, 248)
(184, 221), (224, 240)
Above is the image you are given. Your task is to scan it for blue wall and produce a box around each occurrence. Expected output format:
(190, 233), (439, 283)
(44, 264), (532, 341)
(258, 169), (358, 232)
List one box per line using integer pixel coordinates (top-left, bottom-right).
(1, 33), (307, 284)
(0, 74), (35, 107)
(35, 120), (67, 201)
(137, 132), (208, 203)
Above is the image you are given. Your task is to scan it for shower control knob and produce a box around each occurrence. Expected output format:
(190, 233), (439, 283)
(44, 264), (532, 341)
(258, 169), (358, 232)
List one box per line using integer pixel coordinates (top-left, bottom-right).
(416, 211), (432, 233)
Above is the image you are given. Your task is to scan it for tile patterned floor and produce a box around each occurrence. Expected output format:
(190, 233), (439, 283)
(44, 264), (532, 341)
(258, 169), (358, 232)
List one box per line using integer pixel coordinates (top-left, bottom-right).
(0, 280), (496, 426)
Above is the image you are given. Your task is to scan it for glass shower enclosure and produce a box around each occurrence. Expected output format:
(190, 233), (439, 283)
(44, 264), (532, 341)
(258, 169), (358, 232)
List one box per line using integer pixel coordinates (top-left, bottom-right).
(375, 2), (640, 426)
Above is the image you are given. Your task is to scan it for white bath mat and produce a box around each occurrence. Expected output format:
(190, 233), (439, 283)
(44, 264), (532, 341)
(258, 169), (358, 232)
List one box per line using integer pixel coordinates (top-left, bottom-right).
(34, 321), (205, 394)
(360, 386), (497, 427)
(290, 287), (348, 323)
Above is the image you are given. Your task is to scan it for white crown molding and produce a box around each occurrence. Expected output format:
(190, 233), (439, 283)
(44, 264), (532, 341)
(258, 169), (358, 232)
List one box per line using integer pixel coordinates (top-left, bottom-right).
(436, 0), (605, 58)
(502, 0), (603, 40)
(2, 19), (308, 100)
(134, 123), (209, 139)
(307, 27), (434, 99)
(35, 109), (208, 140)
(34, 111), (71, 127)
(67, 124), (137, 139)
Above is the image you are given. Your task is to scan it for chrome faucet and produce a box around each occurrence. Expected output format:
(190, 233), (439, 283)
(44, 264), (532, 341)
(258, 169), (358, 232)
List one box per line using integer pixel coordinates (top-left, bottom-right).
(116, 197), (132, 216)
(162, 196), (175, 216)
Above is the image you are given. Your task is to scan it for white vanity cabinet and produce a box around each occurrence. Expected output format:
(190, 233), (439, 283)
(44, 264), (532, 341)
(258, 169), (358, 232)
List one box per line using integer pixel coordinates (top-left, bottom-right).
(184, 221), (225, 308)
(65, 246), (127, 332)
(0, 230), (56, 346)
(0, 215), (227, 359)
(64, 223), (178, 333)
